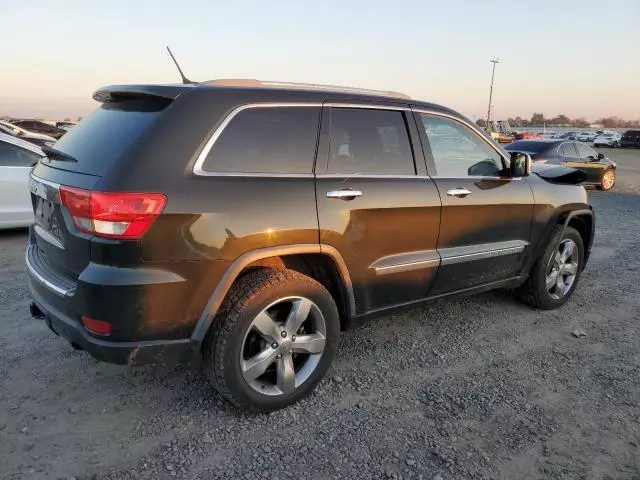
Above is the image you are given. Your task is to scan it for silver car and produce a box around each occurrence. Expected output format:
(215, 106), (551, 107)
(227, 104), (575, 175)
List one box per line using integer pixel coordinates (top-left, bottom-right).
(0, 132), (45, 228)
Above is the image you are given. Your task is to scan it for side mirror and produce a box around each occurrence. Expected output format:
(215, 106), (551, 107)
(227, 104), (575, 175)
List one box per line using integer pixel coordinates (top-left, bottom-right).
(597, 153), (605, 161)
(509, 151), (531, 177)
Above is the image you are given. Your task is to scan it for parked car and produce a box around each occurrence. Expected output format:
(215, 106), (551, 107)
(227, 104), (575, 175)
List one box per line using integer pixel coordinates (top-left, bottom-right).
(557, 131), (580, 140)
(26, 80), (594, 411)
(593, 132), (622, 148)
(505, 139), (617, 191)
(621, 129), (640, 148)
(0, 120), (56, 148)
(576, 132), (598, 142)
(9, 119), (67, 139)
(0, 132), (45, 229)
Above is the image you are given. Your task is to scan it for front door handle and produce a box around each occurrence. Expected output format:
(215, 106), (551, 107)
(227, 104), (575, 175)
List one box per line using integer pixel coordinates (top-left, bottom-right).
(446, 188), (472, 198)
(326, 189), (363, 200)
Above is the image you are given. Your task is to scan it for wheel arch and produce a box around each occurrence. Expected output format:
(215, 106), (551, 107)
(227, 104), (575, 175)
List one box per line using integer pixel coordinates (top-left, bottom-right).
(190, 244), (355, 343)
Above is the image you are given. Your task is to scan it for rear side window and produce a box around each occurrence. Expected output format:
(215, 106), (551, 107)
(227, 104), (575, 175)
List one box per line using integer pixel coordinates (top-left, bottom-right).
(0, 141), (41, 167)
(50, 97), (169, 176)
(327, 108), (415, 175)
(202, 107), (320, 174)
(575, 143), (596, 159)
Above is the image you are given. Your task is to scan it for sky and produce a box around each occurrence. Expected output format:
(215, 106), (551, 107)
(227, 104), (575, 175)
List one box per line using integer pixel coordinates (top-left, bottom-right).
(1, 0), (638, 122)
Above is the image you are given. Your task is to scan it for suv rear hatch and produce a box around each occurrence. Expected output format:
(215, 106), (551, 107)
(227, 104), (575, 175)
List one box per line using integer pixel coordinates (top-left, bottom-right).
(29, 92), (174, 280)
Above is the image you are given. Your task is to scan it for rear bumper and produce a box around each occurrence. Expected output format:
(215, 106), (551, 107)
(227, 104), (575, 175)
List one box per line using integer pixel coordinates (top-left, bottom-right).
(29, 289), (192, 365)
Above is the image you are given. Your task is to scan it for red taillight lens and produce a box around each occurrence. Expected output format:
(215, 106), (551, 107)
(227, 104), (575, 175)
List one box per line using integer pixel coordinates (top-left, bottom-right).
(81, 316), (112, 336)
(59, 187), (166, 239)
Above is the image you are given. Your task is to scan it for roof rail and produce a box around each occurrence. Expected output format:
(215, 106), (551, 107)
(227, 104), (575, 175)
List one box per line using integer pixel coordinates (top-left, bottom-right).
(202, 79), (411, 100)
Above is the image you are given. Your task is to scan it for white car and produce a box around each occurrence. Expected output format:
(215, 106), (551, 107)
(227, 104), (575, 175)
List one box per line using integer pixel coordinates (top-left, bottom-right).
(593, 132), (622, 148)
(576, 132), (598, 142)
(0, 120), (57, 146)
(0, 132), (45, 229)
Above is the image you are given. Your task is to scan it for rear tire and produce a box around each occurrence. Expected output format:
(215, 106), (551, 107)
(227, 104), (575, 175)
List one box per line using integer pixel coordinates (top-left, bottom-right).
(515, 225), (584, 310)
(202, 268), (340, 412)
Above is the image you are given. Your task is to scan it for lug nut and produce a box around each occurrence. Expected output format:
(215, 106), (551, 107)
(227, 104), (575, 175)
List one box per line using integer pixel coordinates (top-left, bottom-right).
(271, 342), (278, 349)
(276, 354), (282, 359)
(292, 335), (296, 341)
(280, 331), (287, 338)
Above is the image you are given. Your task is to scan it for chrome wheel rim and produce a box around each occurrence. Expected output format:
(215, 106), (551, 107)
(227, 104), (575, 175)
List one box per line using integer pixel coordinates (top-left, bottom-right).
(602, 171), (615, 190)
(546, 239), (579, 300)
(240, 297), (326, 396)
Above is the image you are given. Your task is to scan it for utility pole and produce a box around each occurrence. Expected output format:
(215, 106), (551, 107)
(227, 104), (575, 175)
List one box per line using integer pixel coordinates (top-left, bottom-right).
(485, 58), (500, 130)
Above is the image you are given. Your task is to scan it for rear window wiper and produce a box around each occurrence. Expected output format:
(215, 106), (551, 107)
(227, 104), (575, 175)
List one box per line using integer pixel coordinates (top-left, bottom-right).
(42, 145), (78, 163)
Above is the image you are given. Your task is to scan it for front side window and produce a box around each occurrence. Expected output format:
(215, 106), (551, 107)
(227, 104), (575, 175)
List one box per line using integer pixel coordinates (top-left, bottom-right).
(0, 142), (41, 167)
(327, 108), (415, 175)
(202, 107), (320, 174)
(420, 114), (503, 177)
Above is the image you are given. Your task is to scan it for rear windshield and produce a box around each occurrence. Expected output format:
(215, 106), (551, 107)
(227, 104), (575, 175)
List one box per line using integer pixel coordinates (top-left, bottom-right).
(623, 130), (640, 137)
(48, 97), (169, 176)
(505, 141), (552, 154)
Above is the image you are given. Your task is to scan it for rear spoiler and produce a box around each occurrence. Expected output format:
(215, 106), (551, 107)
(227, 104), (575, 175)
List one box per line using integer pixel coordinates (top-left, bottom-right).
(92, 84), (194, 103)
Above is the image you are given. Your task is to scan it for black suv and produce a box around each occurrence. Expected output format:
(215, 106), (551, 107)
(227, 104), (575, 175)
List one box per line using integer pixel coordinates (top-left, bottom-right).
(26, 80), (594, 411)
(621, 130), (640, 148)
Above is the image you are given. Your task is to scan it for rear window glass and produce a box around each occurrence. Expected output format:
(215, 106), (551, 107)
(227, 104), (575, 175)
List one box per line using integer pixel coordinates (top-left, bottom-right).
(624, 130), (640, 137)
(49, 97), (169, 176)
(506, 141), (552, 154)
(201, 107), (320, 174)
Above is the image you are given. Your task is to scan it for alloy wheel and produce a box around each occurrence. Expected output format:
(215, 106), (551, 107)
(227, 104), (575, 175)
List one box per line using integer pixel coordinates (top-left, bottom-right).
(602, 170), (615, 190)
(546, 239), (579, 300)
(240, 297), (327, 396)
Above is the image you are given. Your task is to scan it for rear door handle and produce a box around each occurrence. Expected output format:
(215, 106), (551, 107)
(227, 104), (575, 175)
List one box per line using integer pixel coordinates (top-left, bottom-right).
(326, 189), (363, 200)
(446, 188), (472, 198)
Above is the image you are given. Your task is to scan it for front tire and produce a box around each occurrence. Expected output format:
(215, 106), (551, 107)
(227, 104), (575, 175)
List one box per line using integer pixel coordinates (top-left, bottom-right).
(598, 169), (616, 191)
(516, 225), (584, 310)
(202, 268), (340, 412)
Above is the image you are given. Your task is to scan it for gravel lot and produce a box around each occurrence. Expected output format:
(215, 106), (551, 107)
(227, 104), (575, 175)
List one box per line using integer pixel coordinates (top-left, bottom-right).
(1, 148), (639, 480)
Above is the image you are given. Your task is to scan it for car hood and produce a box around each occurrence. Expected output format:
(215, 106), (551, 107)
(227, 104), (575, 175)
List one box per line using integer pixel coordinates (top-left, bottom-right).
(531, 163), (586, 185)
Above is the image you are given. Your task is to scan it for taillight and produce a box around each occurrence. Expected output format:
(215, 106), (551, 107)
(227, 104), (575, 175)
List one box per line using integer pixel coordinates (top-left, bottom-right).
(59, 187), (166, 240)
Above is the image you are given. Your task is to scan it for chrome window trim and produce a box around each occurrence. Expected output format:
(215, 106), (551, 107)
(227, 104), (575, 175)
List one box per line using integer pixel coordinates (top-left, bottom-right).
(192, 102), (323, 177)
(25, 246), (74, 297)
(192, 102), (415, 177)
(412, 108), (511, 174)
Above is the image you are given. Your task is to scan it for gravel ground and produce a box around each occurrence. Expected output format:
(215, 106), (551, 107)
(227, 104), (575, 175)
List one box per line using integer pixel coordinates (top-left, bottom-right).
(1, 148), (639, 480)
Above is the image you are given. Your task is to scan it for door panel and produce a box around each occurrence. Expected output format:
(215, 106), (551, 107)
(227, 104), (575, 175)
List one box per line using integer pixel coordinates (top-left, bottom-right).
(414, 111), (534, 294)
(0, 166), (33, 225)
(315, 104), (441, 313)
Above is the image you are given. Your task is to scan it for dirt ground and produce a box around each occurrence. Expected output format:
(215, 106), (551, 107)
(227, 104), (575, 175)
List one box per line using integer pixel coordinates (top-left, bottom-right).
(1, 148), (639, 480)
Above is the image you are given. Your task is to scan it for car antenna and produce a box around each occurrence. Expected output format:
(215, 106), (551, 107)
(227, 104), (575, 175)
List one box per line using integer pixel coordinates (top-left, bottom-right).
(166, 46), (195, 84)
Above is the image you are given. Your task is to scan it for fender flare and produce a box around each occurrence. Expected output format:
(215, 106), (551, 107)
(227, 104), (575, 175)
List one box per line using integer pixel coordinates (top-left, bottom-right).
(190, 244), (355, 343)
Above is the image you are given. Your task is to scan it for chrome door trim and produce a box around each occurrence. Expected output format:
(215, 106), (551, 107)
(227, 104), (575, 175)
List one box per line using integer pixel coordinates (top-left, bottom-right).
(439, 240), (528, 266)
(370, 250), (441, 276)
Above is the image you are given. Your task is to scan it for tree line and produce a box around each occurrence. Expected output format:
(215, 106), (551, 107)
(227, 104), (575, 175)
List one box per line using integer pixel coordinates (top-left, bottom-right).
(476, 114), (640, 129)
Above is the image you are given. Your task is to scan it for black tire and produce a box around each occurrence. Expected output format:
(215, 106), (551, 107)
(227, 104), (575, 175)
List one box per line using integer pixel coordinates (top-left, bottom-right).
(598, 169), (616, 191)
(516, 225), (584, 310)
(202, 268), (340, 412)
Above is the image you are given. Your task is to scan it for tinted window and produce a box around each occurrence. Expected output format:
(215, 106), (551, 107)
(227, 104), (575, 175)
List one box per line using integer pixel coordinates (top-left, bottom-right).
(575, 143), (597, 159)
(506, 141), (553, 154)
(559, 143), (577, 157)
(420, 114), (503, 177)
(0, 141), (41, 167)
(327, 108), (414, 175)
(203, 107), (320, 174)
(50, 97), (169, 176)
